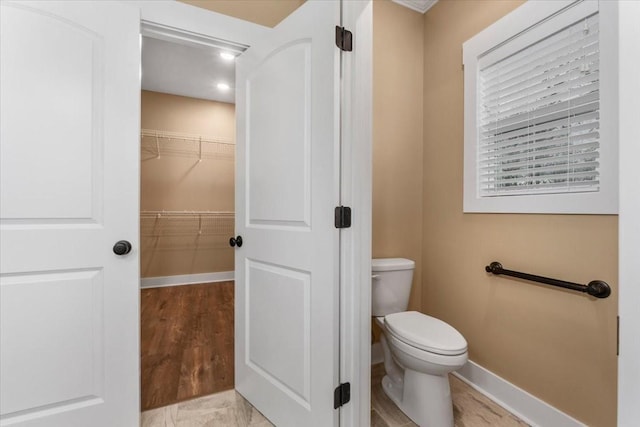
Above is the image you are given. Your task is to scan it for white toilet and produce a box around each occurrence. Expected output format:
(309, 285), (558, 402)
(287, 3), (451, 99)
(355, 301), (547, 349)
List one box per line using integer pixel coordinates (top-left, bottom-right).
(372, 258), (468, 427)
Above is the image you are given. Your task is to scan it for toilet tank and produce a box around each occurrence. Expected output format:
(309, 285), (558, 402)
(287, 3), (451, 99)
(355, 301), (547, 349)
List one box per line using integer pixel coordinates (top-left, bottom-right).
(372, 258), (415, 316)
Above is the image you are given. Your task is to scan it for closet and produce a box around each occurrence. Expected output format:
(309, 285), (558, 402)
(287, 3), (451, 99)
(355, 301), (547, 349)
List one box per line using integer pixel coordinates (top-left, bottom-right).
(139, 36), (238, 410)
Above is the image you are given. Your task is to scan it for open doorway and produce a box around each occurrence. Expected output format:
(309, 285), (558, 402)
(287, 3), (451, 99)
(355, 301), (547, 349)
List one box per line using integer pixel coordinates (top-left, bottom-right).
(136, 2), (373, 425)
(139, 34), (240, 410)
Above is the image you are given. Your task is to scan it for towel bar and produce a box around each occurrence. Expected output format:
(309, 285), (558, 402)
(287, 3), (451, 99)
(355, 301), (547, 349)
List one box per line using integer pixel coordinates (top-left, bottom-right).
(485, 261), (611, 299)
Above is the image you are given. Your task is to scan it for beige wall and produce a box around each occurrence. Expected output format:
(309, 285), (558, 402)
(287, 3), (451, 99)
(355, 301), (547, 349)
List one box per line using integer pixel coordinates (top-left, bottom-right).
(422, 1), (618, 426)
(165, 2), (619, 424)
(179, 0), (304, 27)
(373, 0), (424, 314)
(141, 90), (235, 277)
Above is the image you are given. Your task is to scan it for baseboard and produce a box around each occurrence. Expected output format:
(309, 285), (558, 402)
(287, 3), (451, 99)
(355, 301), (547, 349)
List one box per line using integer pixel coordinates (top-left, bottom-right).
(140, 271), (235, 288)
(453, 361), (585, 427)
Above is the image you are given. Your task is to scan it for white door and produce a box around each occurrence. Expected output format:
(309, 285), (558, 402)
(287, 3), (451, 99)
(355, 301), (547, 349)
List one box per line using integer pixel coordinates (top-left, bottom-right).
(234, 1), (341, 426)
(0, 2), (140, 426)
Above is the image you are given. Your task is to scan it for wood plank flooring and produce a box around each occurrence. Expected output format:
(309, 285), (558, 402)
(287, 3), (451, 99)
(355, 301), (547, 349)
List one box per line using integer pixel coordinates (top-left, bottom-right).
(141, 282), (235, 411)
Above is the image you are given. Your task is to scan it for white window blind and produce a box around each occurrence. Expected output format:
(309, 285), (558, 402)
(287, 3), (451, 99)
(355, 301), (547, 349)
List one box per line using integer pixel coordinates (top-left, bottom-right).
(478, 13), (600, 197)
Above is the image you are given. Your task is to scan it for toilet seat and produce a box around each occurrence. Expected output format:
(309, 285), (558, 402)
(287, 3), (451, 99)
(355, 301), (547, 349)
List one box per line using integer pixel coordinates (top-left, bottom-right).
(384, 311), (467, 356)
(386, 330), (469, 369)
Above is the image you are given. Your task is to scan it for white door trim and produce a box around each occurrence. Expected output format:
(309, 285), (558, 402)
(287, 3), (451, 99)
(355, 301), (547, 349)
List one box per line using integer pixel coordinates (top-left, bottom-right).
(339, 2), (373, 427)
(131, 0), (269, 47)
(132, 1), (373, 424)
(617, 1), (640, 425)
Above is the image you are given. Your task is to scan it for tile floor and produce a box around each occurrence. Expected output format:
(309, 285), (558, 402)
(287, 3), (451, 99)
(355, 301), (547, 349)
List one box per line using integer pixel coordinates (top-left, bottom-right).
(141, 389), (271, 427)
(141, 363), (529, 427)
(370, 364), (528, 427)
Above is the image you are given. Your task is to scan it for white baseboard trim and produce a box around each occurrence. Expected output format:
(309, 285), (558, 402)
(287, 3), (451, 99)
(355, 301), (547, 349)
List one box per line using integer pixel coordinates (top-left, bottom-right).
(453, 361), (585, 427)
(140, 271), (234, 288)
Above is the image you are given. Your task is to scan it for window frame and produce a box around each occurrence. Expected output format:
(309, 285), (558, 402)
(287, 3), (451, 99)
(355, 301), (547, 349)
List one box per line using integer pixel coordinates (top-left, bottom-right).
(462, 0), (618, 214)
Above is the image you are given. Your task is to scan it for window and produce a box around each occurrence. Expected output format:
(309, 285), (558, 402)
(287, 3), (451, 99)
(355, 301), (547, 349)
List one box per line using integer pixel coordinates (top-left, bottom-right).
(463, 0), (617, 214)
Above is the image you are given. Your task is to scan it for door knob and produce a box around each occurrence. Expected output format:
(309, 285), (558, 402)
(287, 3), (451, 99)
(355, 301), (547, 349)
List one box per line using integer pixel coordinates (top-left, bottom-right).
(229, 235), (243, 248)
(113, 240), (132, 255)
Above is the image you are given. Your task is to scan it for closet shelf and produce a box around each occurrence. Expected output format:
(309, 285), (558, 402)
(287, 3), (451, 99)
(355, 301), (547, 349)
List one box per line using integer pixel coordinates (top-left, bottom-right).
(141, 129), (234, 145)
(141, 210), (234, 217)
(141, 129), (234, 160)
(140, 211), (234, 237)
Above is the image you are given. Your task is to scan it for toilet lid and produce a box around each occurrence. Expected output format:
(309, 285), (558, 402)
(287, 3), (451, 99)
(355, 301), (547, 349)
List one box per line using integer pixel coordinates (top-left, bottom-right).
(372, 258), (415, 272)
(384, 311), (467, 356)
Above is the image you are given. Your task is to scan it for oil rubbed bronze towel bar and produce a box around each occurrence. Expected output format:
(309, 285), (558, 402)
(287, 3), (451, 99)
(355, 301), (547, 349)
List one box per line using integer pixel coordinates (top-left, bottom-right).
(485, 262), (611, 299)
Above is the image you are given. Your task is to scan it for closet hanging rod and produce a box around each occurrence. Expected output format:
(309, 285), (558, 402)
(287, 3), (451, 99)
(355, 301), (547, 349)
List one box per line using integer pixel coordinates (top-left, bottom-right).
(140, 129), (235, 146)
(485, 261), (611, 299)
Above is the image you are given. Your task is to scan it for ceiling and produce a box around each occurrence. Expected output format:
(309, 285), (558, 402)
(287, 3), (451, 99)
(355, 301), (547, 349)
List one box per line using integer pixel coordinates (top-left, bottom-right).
(392, 0), (438, 14)
(141, 36), (237, 104)
(141, 0), (439, 103)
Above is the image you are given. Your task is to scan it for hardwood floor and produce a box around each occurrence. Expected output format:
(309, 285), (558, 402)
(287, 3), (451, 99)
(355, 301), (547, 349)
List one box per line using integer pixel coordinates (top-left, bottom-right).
(141, 282), (235, 411)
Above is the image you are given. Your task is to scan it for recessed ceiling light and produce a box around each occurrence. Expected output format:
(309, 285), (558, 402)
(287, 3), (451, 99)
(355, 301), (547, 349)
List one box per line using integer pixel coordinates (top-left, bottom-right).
(220, 52), (236, 61)
(217, 83), (230, 91)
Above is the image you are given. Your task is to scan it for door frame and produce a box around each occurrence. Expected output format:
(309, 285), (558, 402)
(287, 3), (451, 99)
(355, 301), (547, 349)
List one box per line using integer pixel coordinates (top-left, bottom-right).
(617, 1), (640, 425)
(338, 2), (373, 426)
(133, 1), (373, 425)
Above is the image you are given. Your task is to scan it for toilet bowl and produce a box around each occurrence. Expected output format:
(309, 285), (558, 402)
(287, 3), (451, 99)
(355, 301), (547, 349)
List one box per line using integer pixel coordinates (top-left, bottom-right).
(372, 258), (468, 427)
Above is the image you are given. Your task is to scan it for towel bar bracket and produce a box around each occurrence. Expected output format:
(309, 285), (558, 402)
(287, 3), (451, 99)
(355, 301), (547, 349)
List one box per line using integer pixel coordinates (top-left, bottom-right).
(585, 280), (611, 299)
